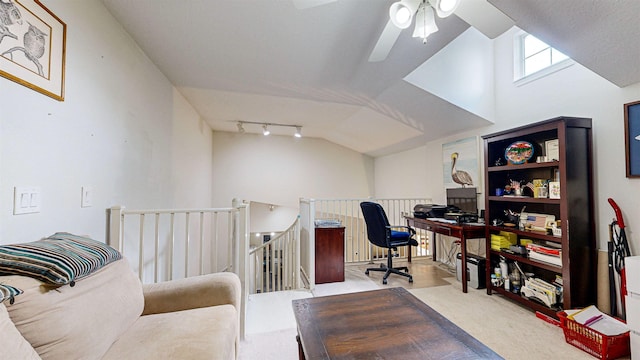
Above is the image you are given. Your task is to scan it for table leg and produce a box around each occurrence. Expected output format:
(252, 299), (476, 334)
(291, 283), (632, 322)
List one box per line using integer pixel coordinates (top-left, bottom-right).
(296, 335), (306, 360)
(431, 230), (437, 261)
(461, 235), (468, 293)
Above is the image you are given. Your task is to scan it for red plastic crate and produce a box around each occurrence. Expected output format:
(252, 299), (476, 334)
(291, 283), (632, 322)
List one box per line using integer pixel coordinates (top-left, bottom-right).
(557, 311), (630, 359)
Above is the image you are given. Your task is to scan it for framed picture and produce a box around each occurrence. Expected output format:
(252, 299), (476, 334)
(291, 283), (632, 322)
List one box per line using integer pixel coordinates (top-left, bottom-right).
(443, 136), (480, 190)
(0, 0), (66, 101)
(545, 139), (559, 162)
(548, 181), (561, 199)
(625, 100), (640, 178)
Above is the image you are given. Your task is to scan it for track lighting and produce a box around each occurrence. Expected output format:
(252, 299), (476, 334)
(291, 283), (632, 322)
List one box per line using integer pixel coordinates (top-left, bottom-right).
(236, 121), (302, 138)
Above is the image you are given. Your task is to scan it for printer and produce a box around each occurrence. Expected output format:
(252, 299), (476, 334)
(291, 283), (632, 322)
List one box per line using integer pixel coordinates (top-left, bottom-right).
(413, 204), (448, 218)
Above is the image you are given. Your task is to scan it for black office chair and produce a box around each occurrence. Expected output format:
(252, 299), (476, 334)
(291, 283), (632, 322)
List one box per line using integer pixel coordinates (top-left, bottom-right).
(360, 201), (418, 284)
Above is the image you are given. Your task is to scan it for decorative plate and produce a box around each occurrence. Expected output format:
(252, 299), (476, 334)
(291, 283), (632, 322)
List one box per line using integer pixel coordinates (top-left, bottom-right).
(504, 141), (534, 164)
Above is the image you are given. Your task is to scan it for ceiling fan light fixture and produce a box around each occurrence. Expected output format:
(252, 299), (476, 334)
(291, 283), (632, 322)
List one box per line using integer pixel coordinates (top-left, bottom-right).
(389, 0), (419, 29)
(428, 0), (460, 18)
(412, 3), (438, 42)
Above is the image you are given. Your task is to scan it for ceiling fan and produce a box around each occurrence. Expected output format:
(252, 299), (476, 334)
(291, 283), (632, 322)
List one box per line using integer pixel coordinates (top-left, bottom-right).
(293, 0), (514, 62)
(369, 0), (457, 62)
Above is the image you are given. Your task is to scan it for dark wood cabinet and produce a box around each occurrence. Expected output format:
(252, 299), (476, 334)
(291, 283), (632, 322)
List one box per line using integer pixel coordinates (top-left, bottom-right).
(315, 227), (345, 284)
(482, 117), (596, 318)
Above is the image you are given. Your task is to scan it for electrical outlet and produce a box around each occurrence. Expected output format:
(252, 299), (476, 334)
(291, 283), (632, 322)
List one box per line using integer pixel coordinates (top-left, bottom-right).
(81, 186), (93, 207)
(14, 187), (41, 215)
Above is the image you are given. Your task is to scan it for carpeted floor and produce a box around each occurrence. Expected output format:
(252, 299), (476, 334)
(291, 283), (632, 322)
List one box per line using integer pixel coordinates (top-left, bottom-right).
(239, 259), (622, 359)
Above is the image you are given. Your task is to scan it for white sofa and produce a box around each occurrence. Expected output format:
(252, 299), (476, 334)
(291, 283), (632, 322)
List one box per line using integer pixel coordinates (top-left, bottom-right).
(0, 257), (241, 359)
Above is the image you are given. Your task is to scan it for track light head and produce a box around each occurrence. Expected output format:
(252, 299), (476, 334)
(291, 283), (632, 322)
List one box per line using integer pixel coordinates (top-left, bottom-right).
(262, 124), (270, 136)
(294, 126), (302, 138)
(237, 122), (245, 134)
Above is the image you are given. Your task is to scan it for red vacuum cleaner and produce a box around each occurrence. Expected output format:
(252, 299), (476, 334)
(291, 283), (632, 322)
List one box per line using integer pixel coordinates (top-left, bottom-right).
(608, 198), (631, 319)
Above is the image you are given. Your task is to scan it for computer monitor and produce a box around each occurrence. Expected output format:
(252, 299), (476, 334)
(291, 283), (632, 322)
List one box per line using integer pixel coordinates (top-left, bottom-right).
(446, 187), (478, 214)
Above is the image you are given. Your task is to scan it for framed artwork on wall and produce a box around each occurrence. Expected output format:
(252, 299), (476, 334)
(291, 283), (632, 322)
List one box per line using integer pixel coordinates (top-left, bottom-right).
(442, 136), (480, 191)
(0, 0), (66, 101)
(625, 100), (640, 178)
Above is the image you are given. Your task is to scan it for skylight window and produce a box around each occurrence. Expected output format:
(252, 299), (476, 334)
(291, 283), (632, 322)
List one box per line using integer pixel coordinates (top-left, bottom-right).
(514, 32), (573, 85)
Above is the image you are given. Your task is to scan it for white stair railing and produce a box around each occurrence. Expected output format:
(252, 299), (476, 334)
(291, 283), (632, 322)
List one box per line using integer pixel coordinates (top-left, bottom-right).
(248, 216), (300, 294)
(108, 205), (246, 283)
(107, 201), (250, 339)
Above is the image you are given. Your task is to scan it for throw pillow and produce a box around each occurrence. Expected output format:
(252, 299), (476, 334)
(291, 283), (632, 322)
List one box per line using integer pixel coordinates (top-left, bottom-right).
(0, 283), (23, 304)
(0, 233), (121, 286)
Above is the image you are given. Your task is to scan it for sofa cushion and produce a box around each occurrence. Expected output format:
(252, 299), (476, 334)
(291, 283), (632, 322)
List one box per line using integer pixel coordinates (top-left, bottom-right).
(0, 233), (122, 286)
(1, 259), (143, 360)
(0, 283), (23, 304)
(103, 304), (238, 360)
(0, 303), (41, 360)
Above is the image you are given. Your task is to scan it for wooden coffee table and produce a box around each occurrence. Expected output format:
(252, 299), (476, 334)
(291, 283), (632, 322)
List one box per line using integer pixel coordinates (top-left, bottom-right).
(292, 287), (502, 359)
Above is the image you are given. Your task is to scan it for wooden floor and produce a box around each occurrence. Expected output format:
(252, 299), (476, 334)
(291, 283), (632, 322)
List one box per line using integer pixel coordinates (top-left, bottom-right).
(347, 257), (455, 289)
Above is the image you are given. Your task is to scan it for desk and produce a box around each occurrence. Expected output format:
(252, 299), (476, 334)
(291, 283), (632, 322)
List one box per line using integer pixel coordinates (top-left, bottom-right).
(293, 287), (500, 360)
(405, 217), (485, 293)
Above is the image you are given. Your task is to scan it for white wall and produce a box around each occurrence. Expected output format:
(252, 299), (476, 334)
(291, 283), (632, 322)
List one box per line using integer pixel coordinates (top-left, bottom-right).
(211, 131), (374, 214)
(0, 0), (213, 244)
(375, 27), (640, 253)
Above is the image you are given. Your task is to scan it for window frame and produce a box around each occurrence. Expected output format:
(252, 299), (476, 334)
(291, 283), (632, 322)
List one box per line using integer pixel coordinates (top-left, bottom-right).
(513, 31), (574, 86)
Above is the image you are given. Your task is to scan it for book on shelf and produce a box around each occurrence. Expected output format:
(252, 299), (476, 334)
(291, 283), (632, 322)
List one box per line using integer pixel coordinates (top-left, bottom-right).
(528, 250), (562, 266)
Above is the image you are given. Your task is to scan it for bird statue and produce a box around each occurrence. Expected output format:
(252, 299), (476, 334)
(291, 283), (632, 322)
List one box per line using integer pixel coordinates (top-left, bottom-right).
(451, 152), (473, 187)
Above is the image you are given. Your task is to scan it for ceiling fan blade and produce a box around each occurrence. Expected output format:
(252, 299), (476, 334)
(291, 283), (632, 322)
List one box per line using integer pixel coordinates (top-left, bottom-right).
(292, 0), (337, 10)
(368, 19), (403, 62)
(454, 0), (514, 39)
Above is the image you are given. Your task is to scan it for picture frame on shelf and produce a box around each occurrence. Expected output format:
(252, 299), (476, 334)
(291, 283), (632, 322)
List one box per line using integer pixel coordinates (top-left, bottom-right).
(545, 139), (559, 162)
(624, 100), (640, 178)
(0, 0), (66, 101)
(548, 181), (561, 199)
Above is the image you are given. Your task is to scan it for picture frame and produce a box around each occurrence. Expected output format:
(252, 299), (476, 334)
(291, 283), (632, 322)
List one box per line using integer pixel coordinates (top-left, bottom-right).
(0, 0), (66, 101)
(544, 139), (559, 162)
(443, 136), (480, 191)
(548, 181), (561, 199)
(624, 100), (640, 178)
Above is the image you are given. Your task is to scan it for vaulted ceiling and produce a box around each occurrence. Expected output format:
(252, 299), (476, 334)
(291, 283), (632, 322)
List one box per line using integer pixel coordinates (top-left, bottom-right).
(102, 0), (640, 157)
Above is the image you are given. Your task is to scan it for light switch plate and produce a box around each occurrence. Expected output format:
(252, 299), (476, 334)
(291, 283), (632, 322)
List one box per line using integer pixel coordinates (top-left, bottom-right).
(81, 186), (93, 207)
(14, 187), (41, 215)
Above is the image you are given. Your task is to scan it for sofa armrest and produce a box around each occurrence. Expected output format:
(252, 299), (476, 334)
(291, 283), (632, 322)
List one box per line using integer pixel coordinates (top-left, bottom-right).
(141, 272), (241, 316)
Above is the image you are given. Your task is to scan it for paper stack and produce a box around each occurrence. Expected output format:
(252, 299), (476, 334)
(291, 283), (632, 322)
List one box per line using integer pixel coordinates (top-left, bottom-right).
(567, 305), (629, 336)
(527, 243), (562, 266)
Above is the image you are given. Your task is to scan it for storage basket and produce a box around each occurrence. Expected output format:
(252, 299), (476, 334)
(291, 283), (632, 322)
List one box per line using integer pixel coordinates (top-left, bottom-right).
(557, 311), (630, 359)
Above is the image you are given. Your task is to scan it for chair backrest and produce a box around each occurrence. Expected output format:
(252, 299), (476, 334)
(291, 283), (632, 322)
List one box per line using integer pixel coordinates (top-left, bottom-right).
(360, 202), (391, 248)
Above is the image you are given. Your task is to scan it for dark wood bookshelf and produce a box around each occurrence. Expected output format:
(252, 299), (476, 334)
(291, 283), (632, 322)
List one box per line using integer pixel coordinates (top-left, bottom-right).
(482, 117), (596, 318)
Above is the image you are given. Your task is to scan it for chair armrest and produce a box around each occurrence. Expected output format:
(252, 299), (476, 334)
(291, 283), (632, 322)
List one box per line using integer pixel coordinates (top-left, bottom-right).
(387, 225), (416, 235)
(141, 272), (241, 316)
